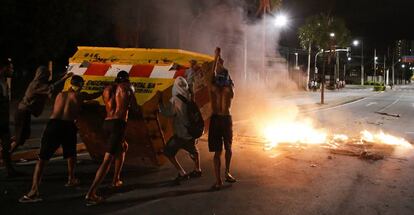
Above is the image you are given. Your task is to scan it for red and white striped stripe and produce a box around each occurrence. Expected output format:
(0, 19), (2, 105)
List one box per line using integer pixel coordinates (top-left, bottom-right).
(68, 63), (186, 79)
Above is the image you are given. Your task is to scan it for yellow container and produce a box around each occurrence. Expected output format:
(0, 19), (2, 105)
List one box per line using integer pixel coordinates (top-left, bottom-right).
(64, 47), (214, 166)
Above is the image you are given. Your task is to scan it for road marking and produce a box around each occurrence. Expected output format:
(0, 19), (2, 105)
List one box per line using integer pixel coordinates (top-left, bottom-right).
(366, 102), (377, 107)
(309, 97), (368, 113)
(377, 94), (403, 112)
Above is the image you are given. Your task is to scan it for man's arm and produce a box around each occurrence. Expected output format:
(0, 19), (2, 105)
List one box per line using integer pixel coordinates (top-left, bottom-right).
(80, 91), (102, 101)
(49, 72), (74, 94)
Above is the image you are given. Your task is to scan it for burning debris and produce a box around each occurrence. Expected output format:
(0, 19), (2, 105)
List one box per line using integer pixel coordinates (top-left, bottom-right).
(261, 119), (413, 161)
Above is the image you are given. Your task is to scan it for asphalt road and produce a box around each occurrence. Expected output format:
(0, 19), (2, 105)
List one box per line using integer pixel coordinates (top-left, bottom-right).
(1, 86), (414, 215)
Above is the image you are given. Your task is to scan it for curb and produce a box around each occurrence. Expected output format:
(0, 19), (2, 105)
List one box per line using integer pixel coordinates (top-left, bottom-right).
(298, 96), (366, 113)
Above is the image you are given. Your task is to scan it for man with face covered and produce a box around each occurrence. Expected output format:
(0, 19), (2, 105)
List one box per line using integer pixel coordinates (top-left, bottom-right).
(10, 66), (72, 153)
(19, 75), (101, 203)
(0, 57), (16, 177)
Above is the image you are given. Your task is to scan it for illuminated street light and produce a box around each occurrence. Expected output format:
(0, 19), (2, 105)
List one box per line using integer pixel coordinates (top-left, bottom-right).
(348, 57), (352, 61)
(375, 56), (378, 61)
(274, 14), (288, 27)
(330, 32), (335, 38)
(353, 40), (360, 46)
(402, 64), (406, 68)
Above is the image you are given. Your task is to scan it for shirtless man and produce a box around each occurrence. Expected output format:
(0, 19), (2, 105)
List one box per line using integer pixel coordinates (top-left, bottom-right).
(19, 75), (101, 203)
(209, 58), (237, 189)
(85, 70), (138, 205)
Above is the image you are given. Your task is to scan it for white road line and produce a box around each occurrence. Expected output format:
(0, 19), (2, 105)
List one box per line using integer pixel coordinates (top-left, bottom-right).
(308, 97), (368, 113)
(366, 102), (377, 107)
(377, 94), (403, 112)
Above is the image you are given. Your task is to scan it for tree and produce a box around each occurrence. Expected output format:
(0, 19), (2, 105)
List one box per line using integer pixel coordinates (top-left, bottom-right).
(298, 14), (350, 51)
(298, 14), (351, 100)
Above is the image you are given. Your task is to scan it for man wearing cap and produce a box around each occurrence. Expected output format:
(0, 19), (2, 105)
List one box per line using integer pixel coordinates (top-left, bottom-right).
(19, 75), (101, 203)
(10, 66), (73, 153)
(85, 70), (140, 205)
(0, 57), (16, 176)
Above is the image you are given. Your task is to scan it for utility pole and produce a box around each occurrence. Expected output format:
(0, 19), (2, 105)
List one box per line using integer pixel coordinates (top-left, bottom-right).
(361, 40), (365, 85)
(306, 42), (312, 91)
(384, 55), (386, 84)
(374, 49), (377, 82)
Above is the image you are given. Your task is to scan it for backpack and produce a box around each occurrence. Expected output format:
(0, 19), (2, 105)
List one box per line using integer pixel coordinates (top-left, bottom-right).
(176, 94), (204, 139)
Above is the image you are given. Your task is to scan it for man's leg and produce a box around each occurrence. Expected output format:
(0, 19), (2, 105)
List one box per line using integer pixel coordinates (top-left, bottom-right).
(112, 151), (126, 187)
(0, 130), (16, 175)
(26, 159), (48, 197)
(65, 157), (80, 186)
(225, 148), (232, 174)
(11, 109), (31, 153)
(213, 151), (223, 186)
(86, 153), (113, 200)
(168, 155), (186, 176)
(193, 150), (201, 172)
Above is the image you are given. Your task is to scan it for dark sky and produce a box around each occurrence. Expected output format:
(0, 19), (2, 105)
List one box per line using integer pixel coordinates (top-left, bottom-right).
(282, 0), (414, 54)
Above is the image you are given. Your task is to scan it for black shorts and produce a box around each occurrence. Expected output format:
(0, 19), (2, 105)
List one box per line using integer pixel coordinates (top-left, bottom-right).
(103, 119), (127, 155)
(208, 115), (233, 152)
(39, 119), (77, 160)
(164, 136), (198, 157)
(14, 108), (31, 146)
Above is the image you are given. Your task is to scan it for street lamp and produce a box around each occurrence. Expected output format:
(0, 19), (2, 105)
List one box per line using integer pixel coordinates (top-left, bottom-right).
(294, 52), (299, 69)
(402, 64), (406, 68)
(347, 57), (352, 61)
(353, 39), (364, 85)
(330, 32), (335, 38)
(274, 14), (288, 27)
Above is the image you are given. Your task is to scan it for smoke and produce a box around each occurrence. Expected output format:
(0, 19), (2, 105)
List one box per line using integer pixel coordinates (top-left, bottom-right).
(112, 0), (308, 137)
(111, 0), (299, 90)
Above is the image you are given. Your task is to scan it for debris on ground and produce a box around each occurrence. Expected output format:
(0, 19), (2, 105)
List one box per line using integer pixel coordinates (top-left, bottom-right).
(359, 151), (384, 161)
(375, 112), (401, 118)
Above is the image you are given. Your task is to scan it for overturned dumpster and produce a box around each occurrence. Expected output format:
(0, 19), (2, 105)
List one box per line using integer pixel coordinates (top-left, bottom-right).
(64, 47), (214, 166)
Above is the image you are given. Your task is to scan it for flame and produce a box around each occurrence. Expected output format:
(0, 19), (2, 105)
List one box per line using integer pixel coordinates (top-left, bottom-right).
(361, 130), (412, 148)
(262, 120), (412, 151)
(263, 119), (327, 150)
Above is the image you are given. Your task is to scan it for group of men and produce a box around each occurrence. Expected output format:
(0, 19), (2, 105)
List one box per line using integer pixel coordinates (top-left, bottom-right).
(0, 55), (236, 206)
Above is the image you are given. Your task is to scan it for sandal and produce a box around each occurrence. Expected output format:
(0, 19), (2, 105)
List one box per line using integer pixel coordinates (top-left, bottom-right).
(85, 195), (104, 206)
(19, 194), (43, 203)
(174, 173), (189, 182)
(111, 180), (123, 188)
(188, 170), (202, 178)
(210, 183), (223, 191)
(65, 178), (80, 187)
(225, 173), (237, 183)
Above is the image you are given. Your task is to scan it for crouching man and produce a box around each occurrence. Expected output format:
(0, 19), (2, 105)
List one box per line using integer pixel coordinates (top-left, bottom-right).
(159, 77), (202, 181)
(19, 75), (101, 203)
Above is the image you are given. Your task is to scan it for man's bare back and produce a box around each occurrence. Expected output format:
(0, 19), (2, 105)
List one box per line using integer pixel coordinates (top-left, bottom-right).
(103, 83), (135, 121)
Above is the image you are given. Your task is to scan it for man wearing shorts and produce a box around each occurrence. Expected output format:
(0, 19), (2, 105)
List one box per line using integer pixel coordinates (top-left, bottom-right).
(10, 66), (73, 153)
(159, 77), (202, 181)
(19, 75), (101, 203)
(0, 57), (16, 177)
(85, 71), (139, 205)
(209, 58), (236, 189)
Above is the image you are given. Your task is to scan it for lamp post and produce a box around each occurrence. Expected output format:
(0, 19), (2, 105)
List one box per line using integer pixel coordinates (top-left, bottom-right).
(353, 39), (364, 85)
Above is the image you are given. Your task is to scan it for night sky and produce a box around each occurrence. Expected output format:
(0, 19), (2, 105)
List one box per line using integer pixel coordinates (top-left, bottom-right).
(282, 0), (414, 54)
